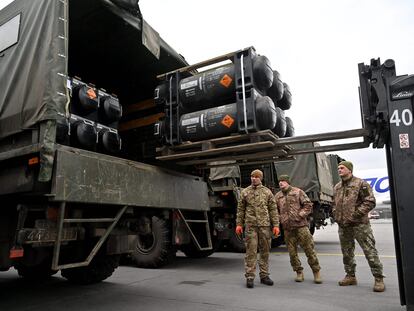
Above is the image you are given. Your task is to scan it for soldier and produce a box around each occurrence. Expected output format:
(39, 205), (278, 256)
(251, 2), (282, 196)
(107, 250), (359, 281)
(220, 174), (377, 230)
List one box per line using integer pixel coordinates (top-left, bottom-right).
(333, 160), (385, 292)
(275, 175), (322, 284)
(235, 169), (280, 288)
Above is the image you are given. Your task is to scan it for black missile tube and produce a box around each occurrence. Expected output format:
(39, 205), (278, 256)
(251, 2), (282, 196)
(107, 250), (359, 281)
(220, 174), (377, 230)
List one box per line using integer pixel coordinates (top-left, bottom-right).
(98, 93), (122, 125)
(71, 83), (99, 116)
(97, 126), (122, 154)
(277, 82), (292, 110)
(69, 117), (97, 151)
(285, 116), (295, 137)
(154, 55), (274, 112)
(266, 70), (284, 103)
(178, 95), (276, 142)
(272, 107), (287, 138)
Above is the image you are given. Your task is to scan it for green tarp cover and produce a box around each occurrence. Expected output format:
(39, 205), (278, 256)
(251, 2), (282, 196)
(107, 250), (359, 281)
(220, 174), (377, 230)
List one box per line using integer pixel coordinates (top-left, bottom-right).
(0, 0), (66, 139)
(274, 143), (334, 200)
(0, 0), (188, 140)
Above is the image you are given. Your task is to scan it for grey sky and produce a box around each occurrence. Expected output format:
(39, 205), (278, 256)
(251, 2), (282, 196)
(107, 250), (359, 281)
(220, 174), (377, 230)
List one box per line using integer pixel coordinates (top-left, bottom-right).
(138, 0), (414, 171)
(1, 0), (413, 171)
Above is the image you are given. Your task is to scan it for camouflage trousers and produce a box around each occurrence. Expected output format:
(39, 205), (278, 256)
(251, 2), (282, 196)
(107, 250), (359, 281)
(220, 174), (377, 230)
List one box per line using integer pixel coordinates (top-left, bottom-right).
(284, 226), (321, 273)
(338, 223), (384, 278)
(244, 226), (271, 279)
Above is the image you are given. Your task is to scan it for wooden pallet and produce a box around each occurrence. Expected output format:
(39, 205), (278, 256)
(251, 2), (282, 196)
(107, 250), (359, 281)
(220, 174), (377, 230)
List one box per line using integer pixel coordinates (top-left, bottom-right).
(156, 130), (294, 168)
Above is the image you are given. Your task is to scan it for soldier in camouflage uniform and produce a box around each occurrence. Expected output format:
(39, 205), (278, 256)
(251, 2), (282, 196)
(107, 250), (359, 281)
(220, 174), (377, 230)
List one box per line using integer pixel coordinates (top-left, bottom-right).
(275, 175), (322, 284)
(236, 169), (280, 288)
(333, 160), (385, 292)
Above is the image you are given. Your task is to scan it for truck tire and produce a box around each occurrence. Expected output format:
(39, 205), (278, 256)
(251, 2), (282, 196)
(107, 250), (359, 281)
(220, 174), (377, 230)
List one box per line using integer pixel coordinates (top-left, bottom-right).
(131, 216), (175, 268)
(16, 261), (58, 280)
(228, 230), (246, 253)
(61, 254), (119, 284)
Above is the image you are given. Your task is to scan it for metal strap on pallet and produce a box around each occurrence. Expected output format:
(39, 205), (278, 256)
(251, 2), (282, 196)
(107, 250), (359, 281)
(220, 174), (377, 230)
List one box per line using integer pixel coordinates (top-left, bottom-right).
(240, 54), (249, 134)
(169, 75), (173, 144)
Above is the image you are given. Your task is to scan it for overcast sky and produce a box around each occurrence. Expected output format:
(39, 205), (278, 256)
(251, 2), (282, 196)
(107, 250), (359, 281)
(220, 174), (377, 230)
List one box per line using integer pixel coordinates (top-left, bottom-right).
(1, 0), (413, 174)
(137, 0), (414, 174)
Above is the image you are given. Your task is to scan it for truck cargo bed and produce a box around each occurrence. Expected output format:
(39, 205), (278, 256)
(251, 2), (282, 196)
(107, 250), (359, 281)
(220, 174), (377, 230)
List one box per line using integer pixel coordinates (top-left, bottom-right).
(0, 144), (209, 211)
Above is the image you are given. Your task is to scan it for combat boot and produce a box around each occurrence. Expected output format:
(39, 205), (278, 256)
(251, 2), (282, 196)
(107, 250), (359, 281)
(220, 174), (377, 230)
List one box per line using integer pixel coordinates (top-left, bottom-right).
(246, 278), (254, 288)
(295, 271), (304, 282)
(260, 276), (274, 286)
(313, 271), (322, 284)
(373, 277), (385, 292)
(338, 275), (357, 286)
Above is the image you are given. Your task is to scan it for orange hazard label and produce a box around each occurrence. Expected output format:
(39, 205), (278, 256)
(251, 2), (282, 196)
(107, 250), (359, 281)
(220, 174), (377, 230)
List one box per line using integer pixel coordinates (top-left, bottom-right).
(220, 74), (233, 88)
(221, 114), (235, 128)
(87, 88), (97, 99)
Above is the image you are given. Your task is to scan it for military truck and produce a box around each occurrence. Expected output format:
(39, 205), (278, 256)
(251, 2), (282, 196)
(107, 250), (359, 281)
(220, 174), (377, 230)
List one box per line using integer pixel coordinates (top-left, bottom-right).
(0, 0), (220, 282)
(273, 143), (341, 240)
(1, 0), (297, 277)
(209, 143), (341, 251)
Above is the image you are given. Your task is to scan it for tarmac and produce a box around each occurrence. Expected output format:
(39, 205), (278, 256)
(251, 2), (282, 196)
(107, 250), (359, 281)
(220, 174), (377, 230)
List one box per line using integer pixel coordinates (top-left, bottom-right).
(0, 220), (406, 311)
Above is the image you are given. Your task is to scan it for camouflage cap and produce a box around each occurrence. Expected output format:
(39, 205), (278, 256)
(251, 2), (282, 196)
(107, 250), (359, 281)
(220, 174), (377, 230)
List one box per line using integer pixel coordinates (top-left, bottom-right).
(250, 169), (263, 179)
(278, 174), (290, 183)
(338, 160), (353, 172)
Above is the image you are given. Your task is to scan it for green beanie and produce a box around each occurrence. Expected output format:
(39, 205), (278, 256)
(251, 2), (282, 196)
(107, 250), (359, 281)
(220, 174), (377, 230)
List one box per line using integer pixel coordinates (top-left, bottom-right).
(278, 174), (290, 183)
(338, 160), (353, 172)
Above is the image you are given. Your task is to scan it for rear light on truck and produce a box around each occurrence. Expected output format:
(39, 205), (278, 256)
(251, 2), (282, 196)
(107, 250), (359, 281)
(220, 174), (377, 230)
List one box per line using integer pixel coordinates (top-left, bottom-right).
(9, 247), (24, 259)
(28, 157), (39, 166)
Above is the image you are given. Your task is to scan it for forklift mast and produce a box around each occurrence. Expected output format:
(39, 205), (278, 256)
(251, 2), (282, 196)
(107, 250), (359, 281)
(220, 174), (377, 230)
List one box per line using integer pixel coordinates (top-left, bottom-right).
(359, 59), (414, 310)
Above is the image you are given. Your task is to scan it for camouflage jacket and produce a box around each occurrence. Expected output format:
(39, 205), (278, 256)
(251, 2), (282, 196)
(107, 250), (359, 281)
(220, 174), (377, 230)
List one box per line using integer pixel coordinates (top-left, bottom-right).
(333, 176), (376, 226)
(236, 184), (279, 227)
(275, 186), (313, 230)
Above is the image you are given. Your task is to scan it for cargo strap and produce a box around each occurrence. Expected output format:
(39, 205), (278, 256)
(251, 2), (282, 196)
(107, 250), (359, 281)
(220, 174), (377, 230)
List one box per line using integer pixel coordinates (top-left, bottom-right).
(177, 210), (212, 251)
(240, 54), (249, 134)
(51, 202), (127, 270)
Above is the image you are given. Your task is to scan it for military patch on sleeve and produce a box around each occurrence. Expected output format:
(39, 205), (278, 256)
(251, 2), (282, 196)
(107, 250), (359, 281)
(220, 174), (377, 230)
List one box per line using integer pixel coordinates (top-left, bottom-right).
(361, 186), (370, 197)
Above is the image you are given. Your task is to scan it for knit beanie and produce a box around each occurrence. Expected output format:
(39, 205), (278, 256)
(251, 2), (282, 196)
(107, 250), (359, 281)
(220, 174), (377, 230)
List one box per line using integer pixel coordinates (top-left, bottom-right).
(251, 169), (263, 179)
(338, 160), (353, 172)
(278, 174), (290, 184)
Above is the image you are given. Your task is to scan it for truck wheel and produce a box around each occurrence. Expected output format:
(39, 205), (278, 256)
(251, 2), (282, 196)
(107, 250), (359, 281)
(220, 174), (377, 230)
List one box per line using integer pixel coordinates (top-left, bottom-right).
(131, 216), (175, 268)
(61, 254), (119, 284)
(228, 230), (246, 253)
(16, 261), (58, 280)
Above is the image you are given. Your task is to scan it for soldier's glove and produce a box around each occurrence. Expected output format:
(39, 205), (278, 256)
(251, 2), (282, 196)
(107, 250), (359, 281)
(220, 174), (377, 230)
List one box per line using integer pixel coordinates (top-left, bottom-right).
(235, 225), (243, 235)
(272, 227), (280, 237)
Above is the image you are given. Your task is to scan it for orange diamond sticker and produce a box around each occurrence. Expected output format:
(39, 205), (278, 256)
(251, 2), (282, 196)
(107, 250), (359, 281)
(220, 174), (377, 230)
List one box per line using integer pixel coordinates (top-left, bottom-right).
(221, 114), (235, 128)
(86, 88), (97, 99)
(220, 74), (233, 88)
